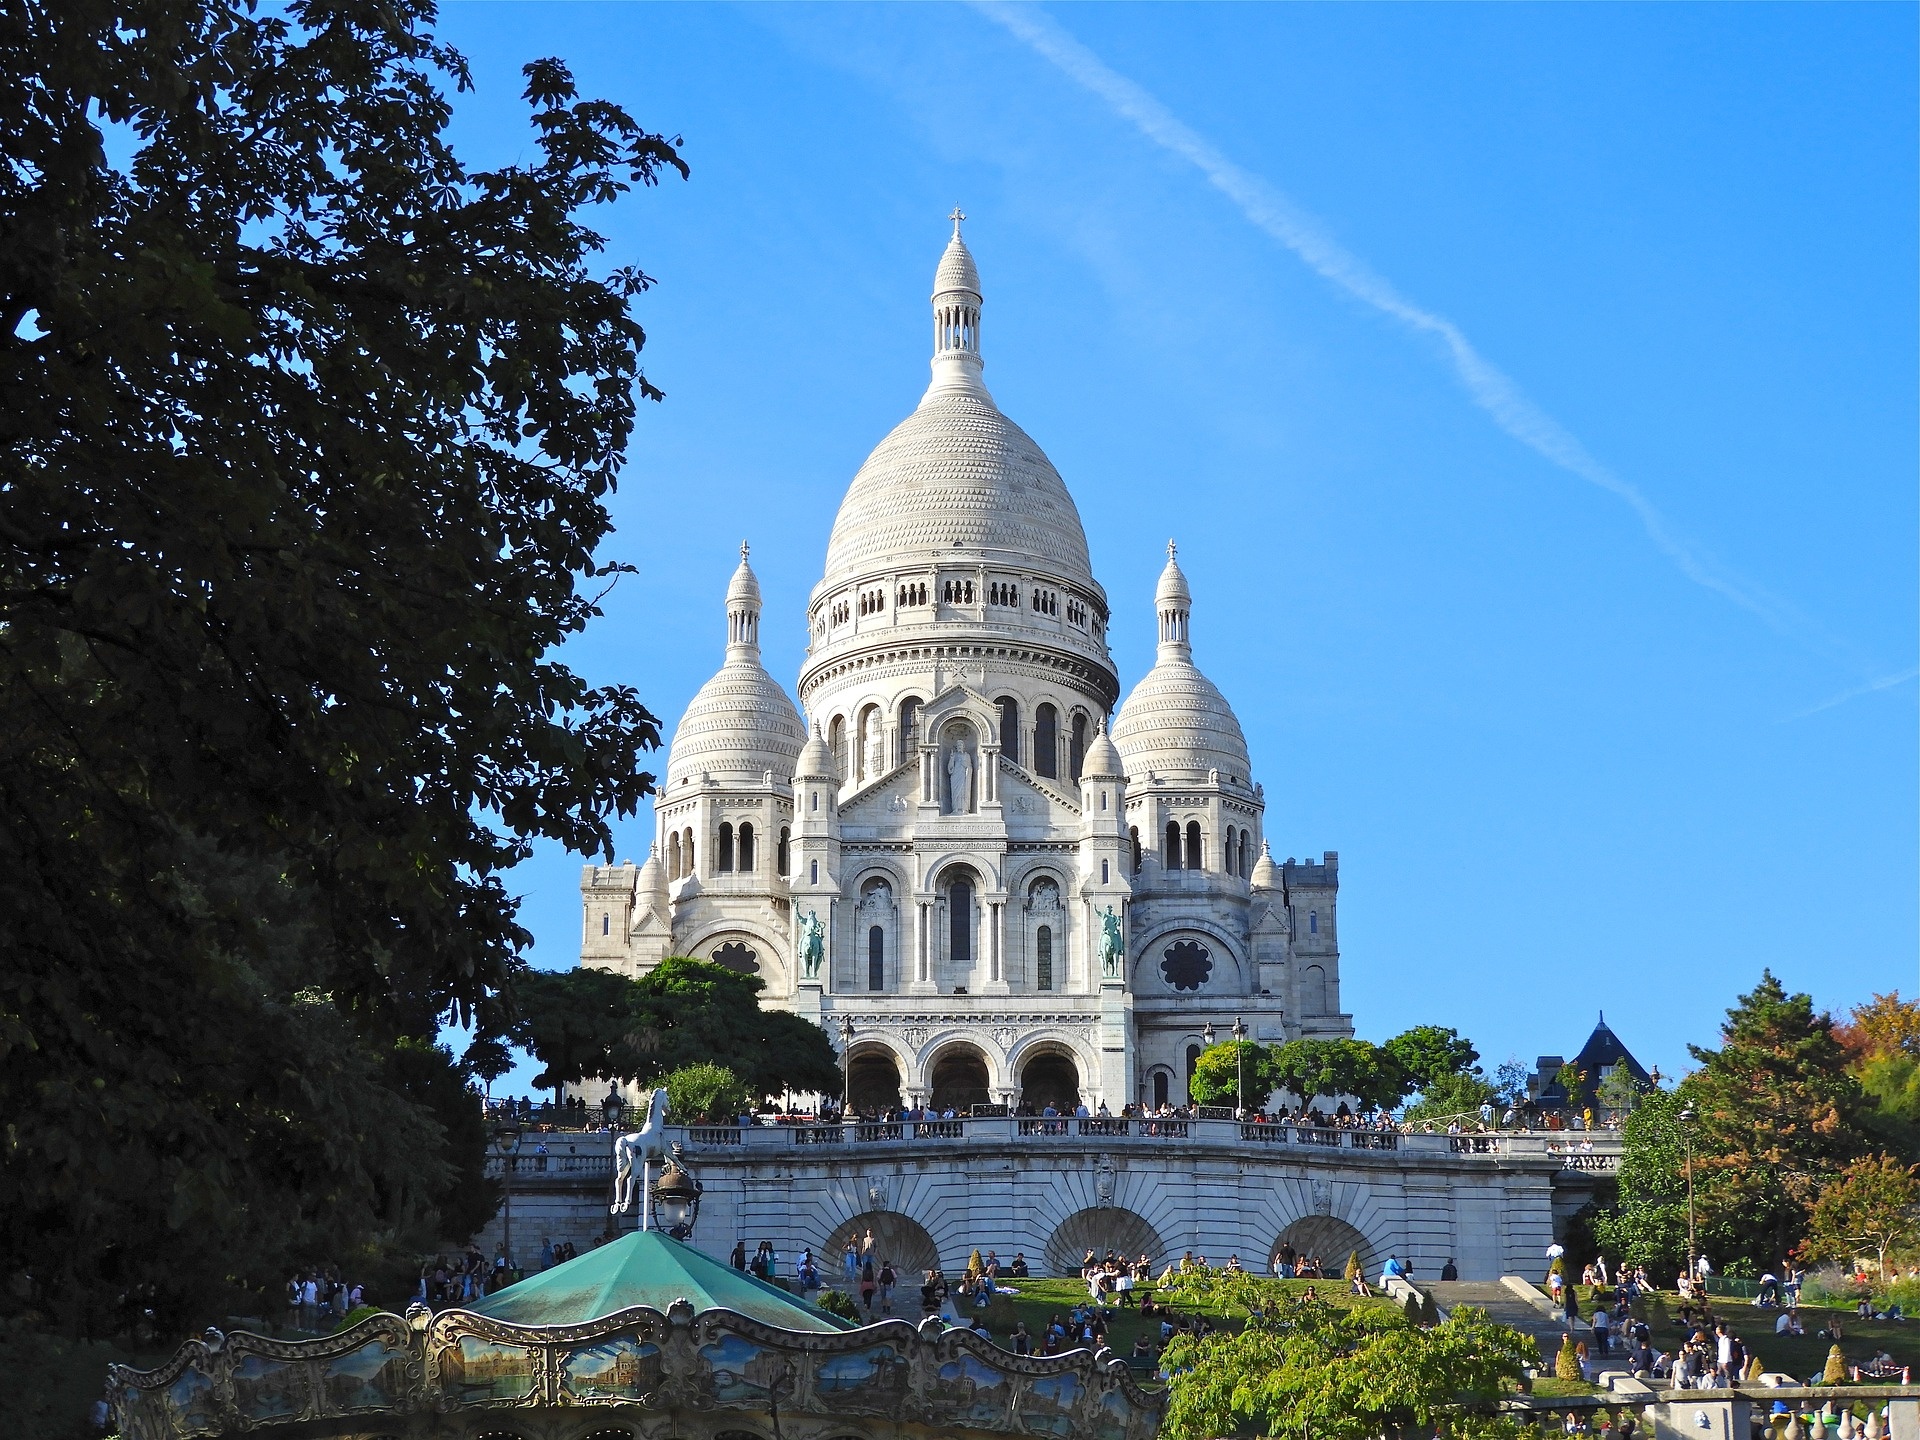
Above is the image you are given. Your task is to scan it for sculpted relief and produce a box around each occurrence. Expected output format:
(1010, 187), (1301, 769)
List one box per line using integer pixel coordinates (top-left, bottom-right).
(941, 722), (976, 815)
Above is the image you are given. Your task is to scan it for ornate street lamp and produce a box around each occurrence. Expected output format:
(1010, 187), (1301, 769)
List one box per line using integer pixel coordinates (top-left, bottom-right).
(651, 1148), (704, 1241)
(1232, 1016), (1248, 1118)
(1677, 1104), (1697, 1286)
(839, 1015), (855, 1118)
(1202, 1021), (1215, 1047)
(492, 1122), (522, 1275)
(602, 1086), (625, 1131)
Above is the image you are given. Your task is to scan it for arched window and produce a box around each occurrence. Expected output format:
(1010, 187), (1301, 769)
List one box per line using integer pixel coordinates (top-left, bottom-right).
(1152, 1069), (1170, 1108)
(1036, 925), (1053, 991)
(1309, 909), (1318, 935)
(667, 832), (681, 880)
(1240, 832), (1251, 878)
(777, 827), (790, 877)
(1185, 821), (1203, 871)
(1185, 1044), (1202, 1094)
(1164, 820), (1181, 869)
(1101, 859), (1109, 884)
(949, 874), (973, 968)
(1034, 703), (1058, 779)
(810, 858), (818, 884)
(996, 696), (1020, 765)
(1223, 826), (1236, 873)
(684, 828), (695, 875)
(868, 925), (885, 992)
(737, 822), (755, 874)
(601, 913), (609, 936)
(828, 715), (847, 782)
(1130, 826), (1142, 874)
(717, 822), (734, 872)
(1070, 712), (1088, 781)
(898, 697), (920, 757)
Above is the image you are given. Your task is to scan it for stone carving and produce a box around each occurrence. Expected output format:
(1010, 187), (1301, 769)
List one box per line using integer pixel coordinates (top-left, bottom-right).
(1095, 1159), (1116, 1205)
(798, 910), (825, 980)
(867, 1178), (890, 1212)
(945, 738), (975, 815)
(1311, 1178), (1332, 1216)
(887, 793), (909, 813)
(990, 1026), (1015, 1049)
(904, 1025), (929, 1049)
(611, 1088), (671, 1214)
(1097, 905), (1124, 978)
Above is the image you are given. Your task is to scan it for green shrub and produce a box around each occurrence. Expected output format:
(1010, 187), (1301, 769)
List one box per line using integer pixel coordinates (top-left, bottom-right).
(1823, 1345), (1847, 1385)
(1556, 1335), (1583, 1381)
(663, 1062), (750, 1124)
(816, 1288), (861, 1322)
(1344, 1250), (1362, 1283)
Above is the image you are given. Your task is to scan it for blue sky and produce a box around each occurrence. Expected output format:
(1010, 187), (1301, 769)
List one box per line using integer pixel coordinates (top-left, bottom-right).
(433, 2), (1917, 1094)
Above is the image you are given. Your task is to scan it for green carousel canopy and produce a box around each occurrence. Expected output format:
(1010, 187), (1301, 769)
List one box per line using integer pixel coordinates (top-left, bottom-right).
(109, 1230), (1163, 1440)
(465, 1229), (854, 1332)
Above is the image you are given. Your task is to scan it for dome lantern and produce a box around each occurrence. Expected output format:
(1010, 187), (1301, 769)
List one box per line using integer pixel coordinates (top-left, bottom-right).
(929, 207), (985, 397)
(1157, 539), (1193, 660)
(725, 541), (762, 658)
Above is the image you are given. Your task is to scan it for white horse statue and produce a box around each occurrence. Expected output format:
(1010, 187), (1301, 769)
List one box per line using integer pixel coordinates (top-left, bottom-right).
(610, 1087), (670, 1215)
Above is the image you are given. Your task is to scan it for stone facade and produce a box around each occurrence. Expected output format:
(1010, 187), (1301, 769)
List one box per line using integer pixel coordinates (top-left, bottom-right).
(579, 219), (1351, 1114)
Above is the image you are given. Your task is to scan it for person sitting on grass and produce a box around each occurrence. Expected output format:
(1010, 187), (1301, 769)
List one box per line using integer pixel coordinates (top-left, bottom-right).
(1131, 1333), (1154, 1361)
(1775, 1310), (1803, 1336)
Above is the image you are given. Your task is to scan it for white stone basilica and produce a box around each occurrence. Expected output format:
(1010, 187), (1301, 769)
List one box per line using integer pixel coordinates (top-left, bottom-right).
(580, 219), (1352, 1116)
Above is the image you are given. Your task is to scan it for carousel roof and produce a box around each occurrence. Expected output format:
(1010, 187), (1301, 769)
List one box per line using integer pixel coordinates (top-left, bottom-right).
(467, 1228), (853, 1332)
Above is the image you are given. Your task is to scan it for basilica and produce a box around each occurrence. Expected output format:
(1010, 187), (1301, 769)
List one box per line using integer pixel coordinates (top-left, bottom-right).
(579, 219), (1352, 1116)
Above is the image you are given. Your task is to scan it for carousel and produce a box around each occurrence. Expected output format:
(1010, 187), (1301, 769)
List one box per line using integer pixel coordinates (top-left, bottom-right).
(107, 1157), (1164, 1440)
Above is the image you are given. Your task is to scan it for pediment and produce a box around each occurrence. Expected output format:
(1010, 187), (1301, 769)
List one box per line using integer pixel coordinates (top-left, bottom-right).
(997, 761), (1080, 821)
(839, 765), (920, 824)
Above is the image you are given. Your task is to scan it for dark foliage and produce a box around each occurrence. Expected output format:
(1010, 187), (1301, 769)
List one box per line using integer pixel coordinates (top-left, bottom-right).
(1, 0), (680, 1336)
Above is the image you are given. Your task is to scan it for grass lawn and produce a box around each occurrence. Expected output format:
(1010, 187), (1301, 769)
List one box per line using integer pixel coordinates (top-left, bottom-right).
(1588, 1290), (1918, 1384)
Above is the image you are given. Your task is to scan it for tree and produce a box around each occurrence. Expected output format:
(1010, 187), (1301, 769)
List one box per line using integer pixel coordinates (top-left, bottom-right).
(2, 0), (682, 1336)
(1383, 1026), (1481, 1091)
(505, 959), (841, 1101)
(1593, 1088), (1690, 1276)
(1596, 1064), (1646, 1119)
(1189, 1039), (1269, 1108)
(1555, 1334), (1582, 1381)
(1268, 1038), (1407, 1113)
(1680, 972), (1871, 1271)
(1153, 1273), (1536, 1440)
(1835, 993), (1920, 1064)
(1838, 993), (1920, 1160)
(1493, 1057), (1532, 1111)
(662, 1062), (751, 1125)
(1804, 1155), (1920, 1280)
(1402, 1071), (1498, 1128)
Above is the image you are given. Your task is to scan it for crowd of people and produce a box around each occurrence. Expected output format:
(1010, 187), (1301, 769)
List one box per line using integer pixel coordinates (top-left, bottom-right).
(283, 1268), (364, 1330)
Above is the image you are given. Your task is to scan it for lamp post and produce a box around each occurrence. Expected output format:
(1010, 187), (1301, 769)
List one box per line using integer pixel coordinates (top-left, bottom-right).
(602, 1086), (625, 1132)
(1677, 1104), (1697, 1286)
(839, 1015), (855, 1119)
(492, 1122), (522, 1277)
(651, 1148), (704, 1241)
(1233, 1016), (1248, 1119)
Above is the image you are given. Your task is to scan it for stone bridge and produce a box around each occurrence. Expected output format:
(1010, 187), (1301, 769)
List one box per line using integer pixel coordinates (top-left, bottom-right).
(476, 1122), (1619, 1284)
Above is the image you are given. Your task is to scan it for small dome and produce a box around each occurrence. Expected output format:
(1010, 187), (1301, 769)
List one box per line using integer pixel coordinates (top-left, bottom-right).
(1249, 842), (1278, 891)
(1156, 544), (1192, 607)
(635, 845), (669, 910)
(934, 231), (980, 298)
(1112, 659), (1253, 784)
(795, 722), (837, 782)
(664, 661), (803, 790)
(725, 545), (761, 607)
(1080, 718), (1126, 782)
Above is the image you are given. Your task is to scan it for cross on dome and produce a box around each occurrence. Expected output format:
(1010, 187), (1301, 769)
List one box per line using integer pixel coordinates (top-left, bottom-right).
(949, 206), (966, 237)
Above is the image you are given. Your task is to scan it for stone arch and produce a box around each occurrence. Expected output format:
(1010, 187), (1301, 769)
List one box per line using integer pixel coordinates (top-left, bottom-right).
(1017, 1046), (1080, 1112)
(1301, 963), (1328, 1015)
(846, 1043), (903, 1114)
(1043, 1206), (1166, 1276)
(821, 1211), (940, 1280)
(684, 922), (789, 994)
(1272, 1215), (1375, 1278)
(926, 1041), (991, 1113)
(1132, 919), (1245, 996)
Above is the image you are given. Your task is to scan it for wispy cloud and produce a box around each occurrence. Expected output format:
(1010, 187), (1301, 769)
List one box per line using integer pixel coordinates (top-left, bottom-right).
(974, 2), (1863, 670)
(1783, 666), (1920, 722)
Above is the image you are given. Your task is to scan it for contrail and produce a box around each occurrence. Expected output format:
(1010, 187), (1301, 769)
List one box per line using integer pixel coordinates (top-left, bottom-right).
(975, 2), (1859, 665)
(1783, 665), (1920, 722)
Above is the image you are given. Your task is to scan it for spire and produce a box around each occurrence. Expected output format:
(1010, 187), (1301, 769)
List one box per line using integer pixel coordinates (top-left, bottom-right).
(725, 543), (762, 658)
(1156, 540), (1193, 660)
(928, 211), (986, 398)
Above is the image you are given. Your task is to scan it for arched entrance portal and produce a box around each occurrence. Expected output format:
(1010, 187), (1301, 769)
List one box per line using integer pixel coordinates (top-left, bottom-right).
(847, 1047), (902, 1115)
(1271, 1215), (1375, 1278)
(1043, 1207), (1166, 1277)
(820, 1211), (941, 1289)
(928, 1044), (990, 1113)
(1018, 1050), (1081, 1113)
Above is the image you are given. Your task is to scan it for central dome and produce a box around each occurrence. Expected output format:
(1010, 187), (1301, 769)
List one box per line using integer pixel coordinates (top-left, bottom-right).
(817, 223), (1096, 596)
(820, 392), (1095, 589)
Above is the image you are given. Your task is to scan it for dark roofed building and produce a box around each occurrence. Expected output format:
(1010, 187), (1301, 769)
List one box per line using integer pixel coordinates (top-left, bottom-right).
(1526, 1013), (1652, 1121)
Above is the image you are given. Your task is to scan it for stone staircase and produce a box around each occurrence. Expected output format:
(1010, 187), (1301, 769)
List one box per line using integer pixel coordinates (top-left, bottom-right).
(1425, 1279), (1578, 1362)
